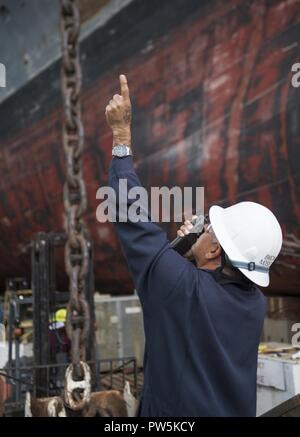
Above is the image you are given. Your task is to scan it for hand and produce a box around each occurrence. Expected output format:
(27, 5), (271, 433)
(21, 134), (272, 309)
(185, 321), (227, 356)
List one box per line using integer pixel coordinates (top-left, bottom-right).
(105, 74), (132, 146)
(177, 216), (198, 260)
(176, 217), (196, 238)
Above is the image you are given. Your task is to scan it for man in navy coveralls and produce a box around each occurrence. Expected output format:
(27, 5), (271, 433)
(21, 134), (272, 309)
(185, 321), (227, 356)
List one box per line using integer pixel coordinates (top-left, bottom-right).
(104, 75), (282, 417)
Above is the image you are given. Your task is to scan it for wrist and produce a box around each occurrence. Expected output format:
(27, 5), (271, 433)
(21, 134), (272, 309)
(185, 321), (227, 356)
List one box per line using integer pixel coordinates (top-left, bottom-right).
(112, 126), (131, 147)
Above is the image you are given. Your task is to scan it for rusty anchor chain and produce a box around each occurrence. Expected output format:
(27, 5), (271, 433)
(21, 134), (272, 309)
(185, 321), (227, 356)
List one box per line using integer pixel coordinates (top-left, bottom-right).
(60, 0), (91, 411)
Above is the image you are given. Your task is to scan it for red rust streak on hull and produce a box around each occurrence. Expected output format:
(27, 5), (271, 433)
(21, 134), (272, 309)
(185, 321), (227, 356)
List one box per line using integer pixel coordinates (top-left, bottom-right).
(224, 3), (265, 204)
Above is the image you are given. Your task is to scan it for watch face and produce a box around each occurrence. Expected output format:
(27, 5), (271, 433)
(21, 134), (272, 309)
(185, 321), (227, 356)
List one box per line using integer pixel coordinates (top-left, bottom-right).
(114, 145), (127, 156)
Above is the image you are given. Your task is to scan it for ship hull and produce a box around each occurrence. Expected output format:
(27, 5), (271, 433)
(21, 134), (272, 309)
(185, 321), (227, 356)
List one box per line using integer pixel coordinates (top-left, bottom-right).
(0, 0), (299, 295)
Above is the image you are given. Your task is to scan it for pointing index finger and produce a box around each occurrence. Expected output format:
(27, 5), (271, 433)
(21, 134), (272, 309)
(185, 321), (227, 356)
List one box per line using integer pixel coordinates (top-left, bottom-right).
(120, 74), (130, 100)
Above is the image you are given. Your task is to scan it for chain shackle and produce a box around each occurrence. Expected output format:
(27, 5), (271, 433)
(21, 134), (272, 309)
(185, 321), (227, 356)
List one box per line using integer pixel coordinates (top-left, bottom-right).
(64, 362), (91, 411)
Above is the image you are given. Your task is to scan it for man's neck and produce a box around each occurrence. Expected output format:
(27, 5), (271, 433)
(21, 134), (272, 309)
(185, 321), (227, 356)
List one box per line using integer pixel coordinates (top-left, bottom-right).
(195, 260), (220, 270)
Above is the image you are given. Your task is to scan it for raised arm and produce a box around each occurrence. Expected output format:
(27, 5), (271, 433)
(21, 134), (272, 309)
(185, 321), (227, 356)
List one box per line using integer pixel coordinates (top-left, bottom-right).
(105, 75), (192, 304)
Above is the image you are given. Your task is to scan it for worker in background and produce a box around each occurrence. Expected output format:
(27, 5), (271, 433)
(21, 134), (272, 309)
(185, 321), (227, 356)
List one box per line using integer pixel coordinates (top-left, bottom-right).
(49, 308), (70, 358)
(49, 308), (67, 331)
(48, 308), (70, 389)
(105, 75), (283, 417)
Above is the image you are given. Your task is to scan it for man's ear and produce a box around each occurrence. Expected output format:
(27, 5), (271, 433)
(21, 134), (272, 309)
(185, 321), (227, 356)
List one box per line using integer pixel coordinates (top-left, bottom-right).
(205, 243), (222, 260)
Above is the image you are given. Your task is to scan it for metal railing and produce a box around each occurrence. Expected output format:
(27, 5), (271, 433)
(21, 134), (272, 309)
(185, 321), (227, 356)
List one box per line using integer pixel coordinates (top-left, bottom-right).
(1, 356), (140, 416)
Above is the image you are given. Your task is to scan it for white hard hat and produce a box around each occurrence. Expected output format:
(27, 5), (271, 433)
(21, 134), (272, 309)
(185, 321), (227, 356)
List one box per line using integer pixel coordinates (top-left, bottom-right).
(209, 201), (283, 287)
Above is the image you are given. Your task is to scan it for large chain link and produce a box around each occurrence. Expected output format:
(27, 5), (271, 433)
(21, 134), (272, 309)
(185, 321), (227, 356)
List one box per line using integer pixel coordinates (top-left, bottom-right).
(60, 0), (91, 410)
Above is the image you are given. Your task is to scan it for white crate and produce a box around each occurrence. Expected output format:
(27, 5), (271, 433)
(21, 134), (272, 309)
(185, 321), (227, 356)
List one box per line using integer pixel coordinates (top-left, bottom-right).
(256, 344), (300, 416)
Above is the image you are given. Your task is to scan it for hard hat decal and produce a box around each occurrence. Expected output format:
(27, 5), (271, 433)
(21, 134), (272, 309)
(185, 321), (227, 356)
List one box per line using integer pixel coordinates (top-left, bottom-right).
(259, 255), (275, 267)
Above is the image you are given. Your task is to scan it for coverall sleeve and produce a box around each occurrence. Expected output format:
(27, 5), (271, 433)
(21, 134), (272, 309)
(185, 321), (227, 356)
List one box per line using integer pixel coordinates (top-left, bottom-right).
(108, 156), (192, 303)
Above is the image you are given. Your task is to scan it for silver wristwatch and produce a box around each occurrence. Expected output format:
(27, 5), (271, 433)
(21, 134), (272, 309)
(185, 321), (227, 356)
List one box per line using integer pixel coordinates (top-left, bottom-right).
(112, 144), (132, 157)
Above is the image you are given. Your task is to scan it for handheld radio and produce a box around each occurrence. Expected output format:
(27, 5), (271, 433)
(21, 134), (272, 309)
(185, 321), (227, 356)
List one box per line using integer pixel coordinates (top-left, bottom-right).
(170, 215), (206, 255)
